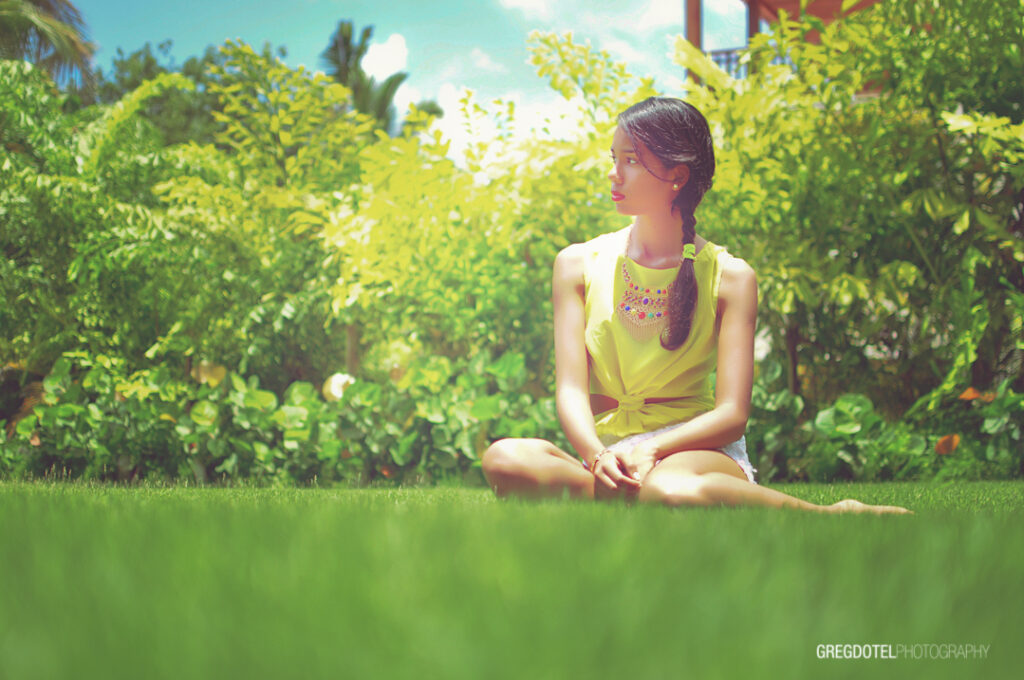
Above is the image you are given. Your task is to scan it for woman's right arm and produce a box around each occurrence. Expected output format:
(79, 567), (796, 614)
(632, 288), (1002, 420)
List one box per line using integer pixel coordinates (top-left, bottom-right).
(551, 244), (606, 468)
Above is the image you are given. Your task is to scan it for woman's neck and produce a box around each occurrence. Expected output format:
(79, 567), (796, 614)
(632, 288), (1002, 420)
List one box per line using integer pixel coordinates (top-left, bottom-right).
(629, 213), (691, 265)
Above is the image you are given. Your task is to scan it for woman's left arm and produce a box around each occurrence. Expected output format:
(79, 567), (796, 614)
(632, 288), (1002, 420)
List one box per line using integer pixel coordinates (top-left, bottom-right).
(633, 258), (758, 462)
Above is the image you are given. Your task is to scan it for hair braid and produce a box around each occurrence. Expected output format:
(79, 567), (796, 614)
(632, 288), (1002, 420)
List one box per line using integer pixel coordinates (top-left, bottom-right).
(662, 211), (699, 349)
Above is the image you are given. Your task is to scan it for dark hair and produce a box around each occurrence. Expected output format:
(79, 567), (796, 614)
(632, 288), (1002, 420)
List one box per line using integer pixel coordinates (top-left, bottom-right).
(617, 97), (715, 351)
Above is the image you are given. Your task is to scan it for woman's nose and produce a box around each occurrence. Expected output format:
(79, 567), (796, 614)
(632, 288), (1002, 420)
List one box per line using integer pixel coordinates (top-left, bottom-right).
(608, 164), (621, 183)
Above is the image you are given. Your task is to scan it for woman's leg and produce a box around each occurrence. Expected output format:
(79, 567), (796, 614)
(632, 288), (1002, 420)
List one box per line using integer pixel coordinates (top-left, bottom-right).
(638, 450), (912, 514)
(481, 438), (596, 500)
(482, 438), (639, 502)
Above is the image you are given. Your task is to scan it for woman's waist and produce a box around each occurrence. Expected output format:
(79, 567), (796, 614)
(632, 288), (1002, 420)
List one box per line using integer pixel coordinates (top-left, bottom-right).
(590, 393), (705, 416)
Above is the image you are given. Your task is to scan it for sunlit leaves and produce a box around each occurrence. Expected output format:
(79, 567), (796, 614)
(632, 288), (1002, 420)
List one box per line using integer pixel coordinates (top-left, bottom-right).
(81, 72), (195, 177)
(671, 36), (734, 94)
(206, 39), (371, 192)
(528, 30), (656, 126)
(676, 1), (1024, 423)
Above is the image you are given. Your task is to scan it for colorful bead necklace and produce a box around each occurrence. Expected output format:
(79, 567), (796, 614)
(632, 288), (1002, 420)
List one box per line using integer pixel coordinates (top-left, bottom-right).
(616, 228), (677, 342)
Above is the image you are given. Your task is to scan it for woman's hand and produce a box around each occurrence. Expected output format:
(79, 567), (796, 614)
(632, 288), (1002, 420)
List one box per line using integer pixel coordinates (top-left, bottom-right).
(622, 441), (659, 485)
(592, 449), (641, 492)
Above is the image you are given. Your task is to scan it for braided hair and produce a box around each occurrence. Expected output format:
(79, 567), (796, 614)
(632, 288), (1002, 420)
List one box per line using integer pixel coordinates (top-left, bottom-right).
(617, 97), (716, 351)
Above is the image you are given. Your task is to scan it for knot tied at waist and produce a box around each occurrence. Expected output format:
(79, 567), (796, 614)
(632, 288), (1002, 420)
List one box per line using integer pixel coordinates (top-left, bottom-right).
(617, 394), (646, 411)
(590, 393), (684, 416)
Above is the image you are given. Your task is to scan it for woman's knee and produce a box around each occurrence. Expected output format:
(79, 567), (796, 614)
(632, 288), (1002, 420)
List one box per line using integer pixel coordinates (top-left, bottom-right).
(639, 473), (710, 507)
(481, 438), (551, 480)
(482, 438), (586, 498)
(481, 438), (523, 478)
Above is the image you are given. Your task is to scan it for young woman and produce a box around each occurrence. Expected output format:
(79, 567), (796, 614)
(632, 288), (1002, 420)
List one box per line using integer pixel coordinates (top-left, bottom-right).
(481, 97), (910, 514)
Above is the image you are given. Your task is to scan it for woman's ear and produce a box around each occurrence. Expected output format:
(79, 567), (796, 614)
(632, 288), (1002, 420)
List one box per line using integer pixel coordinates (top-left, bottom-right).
(673, 165), (691, 189)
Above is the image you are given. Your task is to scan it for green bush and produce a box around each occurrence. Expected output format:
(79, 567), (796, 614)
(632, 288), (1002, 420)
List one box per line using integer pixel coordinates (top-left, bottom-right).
(4, 1), (1023, 484)
(747, 377), (1023, 483)
(0, 349), (564, 485)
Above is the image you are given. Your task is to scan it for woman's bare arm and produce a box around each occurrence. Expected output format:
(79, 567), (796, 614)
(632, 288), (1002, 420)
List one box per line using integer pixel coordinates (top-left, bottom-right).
(643, 256), (758, 457)
(552, 244), (606, 467)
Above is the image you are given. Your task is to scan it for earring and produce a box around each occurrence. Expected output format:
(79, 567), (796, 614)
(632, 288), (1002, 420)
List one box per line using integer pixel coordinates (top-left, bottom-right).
(672, 184), (679, 191)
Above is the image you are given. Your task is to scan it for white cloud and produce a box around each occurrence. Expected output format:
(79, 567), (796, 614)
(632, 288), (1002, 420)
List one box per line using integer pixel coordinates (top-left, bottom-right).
(429, 84), (591, 171)
(470, 47), (507, 73)
(636, 0), (683, 32)
(499, 0), (554, 22)
(577, 0), (684, 38)
(433, 83), (490, 165)
(502, 0), (682, 33)
(510, 92), (590, 142)
(361, 33), (408, 80)
(600, 37), (648, 67)
(393, 84), (422, 118)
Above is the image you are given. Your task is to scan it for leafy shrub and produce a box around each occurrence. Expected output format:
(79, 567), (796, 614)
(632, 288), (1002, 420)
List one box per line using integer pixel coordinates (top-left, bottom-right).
(3, 353), (185, 480)
(0, 350), (562, 485)
(4, 2), (1024, 485)
(802, 394), (930, 482)
(925, 382), (1024, 481)
(674, 0), (1024, 421)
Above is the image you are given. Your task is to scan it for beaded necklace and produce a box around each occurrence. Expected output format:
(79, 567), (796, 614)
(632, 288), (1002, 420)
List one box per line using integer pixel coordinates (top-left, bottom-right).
(615, 228), (677, 343)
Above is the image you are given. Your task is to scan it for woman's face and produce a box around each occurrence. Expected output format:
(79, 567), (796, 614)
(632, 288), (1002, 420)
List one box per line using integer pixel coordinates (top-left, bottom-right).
(608, 126), (684, 216)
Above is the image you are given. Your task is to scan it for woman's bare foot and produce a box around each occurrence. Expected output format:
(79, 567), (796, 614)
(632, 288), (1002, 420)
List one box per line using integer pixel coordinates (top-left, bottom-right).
(825, 499), (914, 515)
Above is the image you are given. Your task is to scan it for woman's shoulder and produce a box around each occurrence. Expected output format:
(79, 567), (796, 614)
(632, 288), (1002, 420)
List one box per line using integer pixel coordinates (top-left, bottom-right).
(552, 242), (587, 292)
(555, 227), (628, 272)
(714, 249), (757, 309)
(716, 249), (756, 282)
(578, 226), (629, 254)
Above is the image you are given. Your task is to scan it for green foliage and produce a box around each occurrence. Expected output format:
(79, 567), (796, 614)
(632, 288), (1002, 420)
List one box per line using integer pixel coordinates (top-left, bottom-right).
(804, 393), (930, 482)
(4, 2), (1024, 485)
(929, 381), (1024, 481)
(94, 39), (250, 146)
(672, 0), (1023, 430)
(0, 349), (561, 486)
(206, 39), (369, 190)
(5, 352), (185, 480)
(1, 58), (214, 372)
(83, 71), (195, 176)
(0, 0), (95, 94)
(528, 30), (657, 126)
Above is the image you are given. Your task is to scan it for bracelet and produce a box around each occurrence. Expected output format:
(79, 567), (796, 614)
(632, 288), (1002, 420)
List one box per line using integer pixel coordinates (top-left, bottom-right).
(590, 449), (610, 469)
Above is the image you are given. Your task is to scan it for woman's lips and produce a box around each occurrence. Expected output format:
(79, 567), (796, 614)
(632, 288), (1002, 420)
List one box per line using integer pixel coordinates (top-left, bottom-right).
(611, 191), (625, 202)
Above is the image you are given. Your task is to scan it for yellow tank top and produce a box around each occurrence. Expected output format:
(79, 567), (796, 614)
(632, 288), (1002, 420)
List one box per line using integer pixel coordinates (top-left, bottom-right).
(582, 227), (730, 440)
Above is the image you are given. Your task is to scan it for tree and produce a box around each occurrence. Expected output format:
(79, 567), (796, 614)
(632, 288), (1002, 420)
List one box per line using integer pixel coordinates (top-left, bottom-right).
(94, 40), (276, 146)
(320, 19), (441, 135)
(0, 0), (95, 95)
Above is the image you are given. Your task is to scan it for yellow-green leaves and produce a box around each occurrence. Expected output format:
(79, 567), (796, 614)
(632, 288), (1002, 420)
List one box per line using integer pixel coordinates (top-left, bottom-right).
(671, 36), (734, 94)
(207, 40), (368, 192)
(953, 210), (971, 236)
(528, 30), (649, 124)
(82, 72), (195, 177)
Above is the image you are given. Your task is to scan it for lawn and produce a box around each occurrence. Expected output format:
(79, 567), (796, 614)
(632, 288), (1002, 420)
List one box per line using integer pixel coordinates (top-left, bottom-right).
(1, 480), (1021, 679)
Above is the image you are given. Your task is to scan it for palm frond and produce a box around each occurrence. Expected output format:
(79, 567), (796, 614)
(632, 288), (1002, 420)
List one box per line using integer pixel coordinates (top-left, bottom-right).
(0, 0), (95, 91)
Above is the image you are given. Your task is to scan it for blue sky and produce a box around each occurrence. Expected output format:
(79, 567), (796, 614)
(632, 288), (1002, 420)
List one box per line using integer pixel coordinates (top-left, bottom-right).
(76, 0), (753, 154)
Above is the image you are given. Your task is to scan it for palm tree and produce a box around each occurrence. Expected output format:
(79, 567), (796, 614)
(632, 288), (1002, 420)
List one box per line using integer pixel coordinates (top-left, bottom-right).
(320, 20), (371, 94)
(320, 20), (440, 135)
(0, 0), (95, 93)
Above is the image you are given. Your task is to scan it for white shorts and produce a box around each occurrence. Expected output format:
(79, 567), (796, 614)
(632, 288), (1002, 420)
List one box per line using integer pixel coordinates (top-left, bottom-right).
(586, 422), (758, 484)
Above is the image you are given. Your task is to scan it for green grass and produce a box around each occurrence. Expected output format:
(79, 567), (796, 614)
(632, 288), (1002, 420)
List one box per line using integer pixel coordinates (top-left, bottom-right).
(2, 480), (1021, 679)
